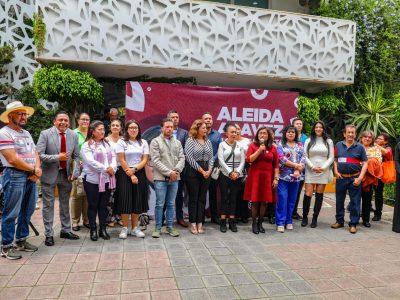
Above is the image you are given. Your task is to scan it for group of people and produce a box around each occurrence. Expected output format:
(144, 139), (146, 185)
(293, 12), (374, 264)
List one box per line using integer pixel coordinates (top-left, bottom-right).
(0, 100), (397, 261)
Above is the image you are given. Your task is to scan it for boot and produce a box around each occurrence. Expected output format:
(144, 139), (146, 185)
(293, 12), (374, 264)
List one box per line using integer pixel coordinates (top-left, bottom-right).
(228, 219), (237, 232)
(220, 219), (227, 233)
(258, 217), (265, 233)
(301, 195), (312, 227)
(99, 226), (110, 240)
(252, 218), (259, 234)
(311, 193), (323, 228)
(90, 228), (98, 241)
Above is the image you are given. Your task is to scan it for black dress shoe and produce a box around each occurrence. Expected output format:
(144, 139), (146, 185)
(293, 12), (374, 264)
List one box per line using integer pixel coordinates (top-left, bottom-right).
(372, 215), (381, 221)
(98, 227), (110, 240)
(362, 221), (371, 228)
(90, 229), (98, 241)
(72, 225), (80, 231)
(83, 223), (90, 229)
(60, 232), (80, 240)
(45, 236), (54, 246)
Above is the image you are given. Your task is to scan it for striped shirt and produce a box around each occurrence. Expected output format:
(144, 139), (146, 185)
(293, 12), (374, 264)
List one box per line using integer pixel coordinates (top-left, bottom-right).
(184, 137), (214, 170)
(0, 126), (36, 167)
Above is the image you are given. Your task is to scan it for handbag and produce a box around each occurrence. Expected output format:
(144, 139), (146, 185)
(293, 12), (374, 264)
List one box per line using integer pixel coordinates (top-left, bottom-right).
(76, 174), (86, 196)
(382, 160), (396, 184)
(240, 165), (248, 183)
(211, 167), (220, 180)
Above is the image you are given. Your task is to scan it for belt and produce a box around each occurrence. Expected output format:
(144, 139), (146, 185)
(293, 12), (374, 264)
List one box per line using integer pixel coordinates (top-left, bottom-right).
(341, 172), (360, 178)
(6, 167), (32, 175)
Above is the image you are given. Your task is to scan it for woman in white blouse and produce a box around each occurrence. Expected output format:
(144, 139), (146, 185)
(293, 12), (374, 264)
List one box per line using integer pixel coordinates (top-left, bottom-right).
(302, 121), (334, 228)
(81, 121), (117, 241)
(114, 120), (149, 239)
(218, 123), (245, 233)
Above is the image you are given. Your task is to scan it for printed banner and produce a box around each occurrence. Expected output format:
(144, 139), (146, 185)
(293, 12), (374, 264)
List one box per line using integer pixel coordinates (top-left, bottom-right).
(125, 81), (299, 217)
(126, 81), (299, 140)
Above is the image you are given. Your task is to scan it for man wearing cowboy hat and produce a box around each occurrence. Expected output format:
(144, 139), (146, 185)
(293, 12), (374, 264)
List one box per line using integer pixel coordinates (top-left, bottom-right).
(0, 101), (42, 260)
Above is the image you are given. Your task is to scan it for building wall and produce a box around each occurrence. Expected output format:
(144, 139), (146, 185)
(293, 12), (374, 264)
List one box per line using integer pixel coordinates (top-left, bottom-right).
(38, 0), (355, 85)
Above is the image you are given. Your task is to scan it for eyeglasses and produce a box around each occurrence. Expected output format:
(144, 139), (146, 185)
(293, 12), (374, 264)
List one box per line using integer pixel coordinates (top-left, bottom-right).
(13, 112), (29, 117)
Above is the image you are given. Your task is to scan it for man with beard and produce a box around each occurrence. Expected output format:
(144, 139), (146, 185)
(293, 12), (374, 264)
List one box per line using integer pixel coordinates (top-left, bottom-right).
(166, 110), (188, 227)
(202, 112), (222, 224)
(37, 111), (80, 246)
(0, 101), (42, 260)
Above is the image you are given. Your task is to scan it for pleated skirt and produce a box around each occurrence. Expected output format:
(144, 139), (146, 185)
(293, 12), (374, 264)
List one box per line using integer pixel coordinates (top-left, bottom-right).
(115, 168), (149, 214)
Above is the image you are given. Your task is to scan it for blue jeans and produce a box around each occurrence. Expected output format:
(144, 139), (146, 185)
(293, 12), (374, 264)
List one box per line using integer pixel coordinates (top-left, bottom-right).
(276, 180), (300, 226)
(336, 177), (361, 226)
(154, 180), (179, 229)
(1, 168), (37, 248)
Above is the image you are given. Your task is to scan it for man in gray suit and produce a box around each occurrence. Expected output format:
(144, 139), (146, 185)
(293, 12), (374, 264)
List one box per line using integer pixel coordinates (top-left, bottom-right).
(37, 111), (80, 246)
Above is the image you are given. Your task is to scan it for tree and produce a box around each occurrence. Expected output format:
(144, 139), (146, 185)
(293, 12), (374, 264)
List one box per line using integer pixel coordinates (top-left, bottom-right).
(13, 84), (55, 142)
(297, 96), (320, 135)
(313, 0), (400, 97)
(33, 64), (104, 127)
(347, 83), (396, 138)
(0, 44), (15, 98)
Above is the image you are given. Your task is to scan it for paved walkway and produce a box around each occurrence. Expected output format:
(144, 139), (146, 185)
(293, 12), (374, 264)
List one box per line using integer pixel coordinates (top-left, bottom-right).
(1, 194), (400, 300)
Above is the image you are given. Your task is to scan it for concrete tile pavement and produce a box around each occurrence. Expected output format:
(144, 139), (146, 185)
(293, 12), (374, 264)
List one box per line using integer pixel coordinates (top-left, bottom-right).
(0, 194), (400, 299)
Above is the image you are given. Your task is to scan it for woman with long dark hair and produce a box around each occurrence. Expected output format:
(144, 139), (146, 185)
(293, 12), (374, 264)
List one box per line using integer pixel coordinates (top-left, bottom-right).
(244, 126), (279, 234)
(185, 119), (214, 234)
(114, 120), (149, 239)
(81, 121), (117, 241)
(301, 121), (334, 228)
(276, 125), (305, 233)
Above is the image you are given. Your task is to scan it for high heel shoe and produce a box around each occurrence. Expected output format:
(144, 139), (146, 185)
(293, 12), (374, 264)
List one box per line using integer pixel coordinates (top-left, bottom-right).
(190, 223), (198, 235)
(252, 219), (259, 234)
(197, 223), (204, 234)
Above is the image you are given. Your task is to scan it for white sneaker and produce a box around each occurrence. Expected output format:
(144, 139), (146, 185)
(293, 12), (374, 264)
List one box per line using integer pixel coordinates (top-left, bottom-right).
(131, 227), (145, 238)
(277, 226), (285, 233)
(286, 224), (293, 230)
(119, 227), (128, 239)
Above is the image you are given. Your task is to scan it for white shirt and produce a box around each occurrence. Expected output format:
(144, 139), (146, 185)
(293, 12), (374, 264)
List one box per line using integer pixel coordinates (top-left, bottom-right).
(81, 140), (117, 184)
(114, 139), (149, 168)
(108, 137), (121, 166)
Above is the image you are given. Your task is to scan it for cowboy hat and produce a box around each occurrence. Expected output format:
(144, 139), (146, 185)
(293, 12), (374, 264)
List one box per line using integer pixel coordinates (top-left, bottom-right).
(0, 101), (35, 123)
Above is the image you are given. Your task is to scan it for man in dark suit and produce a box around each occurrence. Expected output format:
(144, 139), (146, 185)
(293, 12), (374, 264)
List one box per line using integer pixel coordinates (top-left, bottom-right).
(37, 111), (80, 246)
(165, 110), (188, 227)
